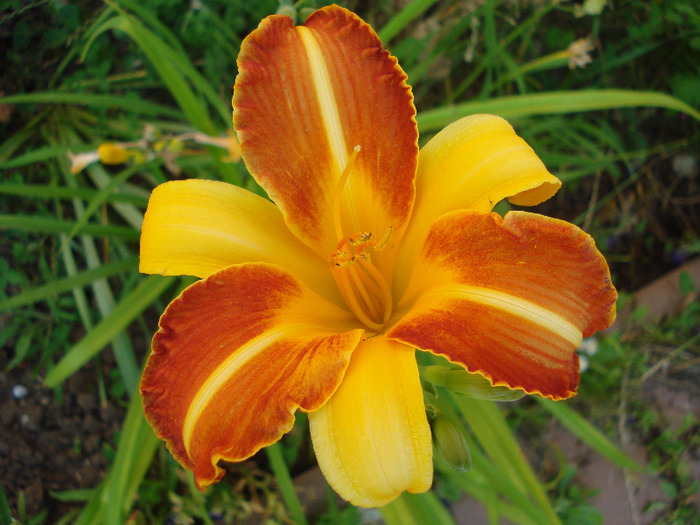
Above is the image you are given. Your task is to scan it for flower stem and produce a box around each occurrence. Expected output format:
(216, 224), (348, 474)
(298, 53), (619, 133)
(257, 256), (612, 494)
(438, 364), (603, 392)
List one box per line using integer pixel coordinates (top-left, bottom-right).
(265, 442), (309, 525)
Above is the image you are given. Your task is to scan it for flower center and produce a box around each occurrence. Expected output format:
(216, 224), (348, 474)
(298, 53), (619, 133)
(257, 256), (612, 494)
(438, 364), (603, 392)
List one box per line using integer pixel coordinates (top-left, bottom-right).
(330, 146), (393, 331)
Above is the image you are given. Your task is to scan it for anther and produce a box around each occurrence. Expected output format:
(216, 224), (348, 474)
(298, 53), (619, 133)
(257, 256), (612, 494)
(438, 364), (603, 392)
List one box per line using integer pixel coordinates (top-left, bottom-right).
(349, 232), (372, 246)
(334, 258), (355, 268)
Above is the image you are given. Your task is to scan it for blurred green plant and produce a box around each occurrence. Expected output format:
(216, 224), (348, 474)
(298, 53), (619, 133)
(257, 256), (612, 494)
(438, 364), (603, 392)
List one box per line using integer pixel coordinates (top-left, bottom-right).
(2, 0), (699, 523)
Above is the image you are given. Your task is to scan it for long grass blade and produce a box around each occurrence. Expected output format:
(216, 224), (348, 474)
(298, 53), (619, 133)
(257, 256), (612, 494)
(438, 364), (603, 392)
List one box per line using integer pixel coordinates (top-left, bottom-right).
(265, 442), (310, 525)
(0, 145), (70, 169)
(0, 214), (140, 240)
(0, 92), (184, 119)
(381, 491), (456, 525)
(0, 256), (138, 312)
(68, 165), (143, 239)
(536, 398), (643, 471)
(452, 396), (561, 525)
(417, 90), (700, 132)
(378, 0), (439, 44)
(73, 386), (159, 525)
(103, 387), (160, 525)
(109, 14), (216, 134)
(43, 275), (173, 388)
(0, 183), (147, 206)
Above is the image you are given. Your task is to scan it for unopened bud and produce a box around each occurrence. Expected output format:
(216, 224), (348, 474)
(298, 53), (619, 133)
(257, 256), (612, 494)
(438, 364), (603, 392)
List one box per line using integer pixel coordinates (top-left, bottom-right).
(98, 143), (130, 165)
(432, 414), (471, 472)
(422, 365), (525, 402)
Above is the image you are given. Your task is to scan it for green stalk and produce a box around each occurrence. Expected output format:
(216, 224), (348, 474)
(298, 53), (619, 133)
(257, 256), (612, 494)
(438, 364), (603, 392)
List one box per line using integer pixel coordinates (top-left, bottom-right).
(451, 396), (561, 525)
(265, 442), (309, 525)
(381, 491), (456, 525)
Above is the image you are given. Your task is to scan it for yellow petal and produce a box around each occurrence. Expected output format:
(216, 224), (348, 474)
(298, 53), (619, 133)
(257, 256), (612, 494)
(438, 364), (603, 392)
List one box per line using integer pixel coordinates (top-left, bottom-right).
(396, 114), (561, 292)
(309, 336), (433, 507)
(139, 179), (339, 302)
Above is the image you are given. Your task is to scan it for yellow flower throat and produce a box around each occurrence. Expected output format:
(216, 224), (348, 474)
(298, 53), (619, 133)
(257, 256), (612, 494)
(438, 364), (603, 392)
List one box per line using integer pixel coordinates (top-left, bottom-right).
(331, 146), (393, 332)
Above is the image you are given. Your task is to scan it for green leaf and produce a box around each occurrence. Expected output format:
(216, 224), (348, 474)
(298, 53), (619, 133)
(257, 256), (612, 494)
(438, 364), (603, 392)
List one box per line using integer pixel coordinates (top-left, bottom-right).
(0, 214), (140, 241)
(452, 397), (561, 524)
(0, 484), (12, 525)
(417, 90), (700, 133)
(381, 491), (457, 525)
(0, 92), (184, 119)
(44, 275), (174, 388)
(67, 165), (143, 240)
(0, 256), (138, 312)
(0, 145), (70, 168)
(266, 442), (310, 525)
(0, 183), (147, 206)
(536, 398), (643, 471)
(109, 11), (218, 134)
(679, 271), (695, 297)
(378, 0), (439, 44)
(49, 489), (96, 503)
(74, 386), (160, 525)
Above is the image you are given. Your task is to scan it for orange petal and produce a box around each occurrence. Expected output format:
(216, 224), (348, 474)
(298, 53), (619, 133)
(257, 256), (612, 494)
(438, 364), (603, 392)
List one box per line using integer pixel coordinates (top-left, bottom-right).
(233, 5), (417, 259)
(141, 263), (364, 489)
(309, 336), (432, 507)
(389, 211), (617, 400)
(396, 114), (561, 293)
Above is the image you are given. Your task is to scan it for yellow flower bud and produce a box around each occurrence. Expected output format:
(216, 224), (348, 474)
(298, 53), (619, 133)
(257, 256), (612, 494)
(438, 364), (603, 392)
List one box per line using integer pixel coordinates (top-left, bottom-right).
(98, 143), (130, 165)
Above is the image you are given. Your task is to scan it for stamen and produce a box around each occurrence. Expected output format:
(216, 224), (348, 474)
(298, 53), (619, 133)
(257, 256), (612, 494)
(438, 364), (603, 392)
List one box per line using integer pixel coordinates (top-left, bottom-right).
(348, 232), (372, 246)
(333, 145), (361, 242)
(328, 145), (395, 329)
(356, 258), (394, 324)
(333, 267), (384, 331)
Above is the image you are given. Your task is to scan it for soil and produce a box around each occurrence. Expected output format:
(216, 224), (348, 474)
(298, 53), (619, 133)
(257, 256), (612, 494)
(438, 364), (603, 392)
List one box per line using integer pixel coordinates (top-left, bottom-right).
(0, 354), (124, 521)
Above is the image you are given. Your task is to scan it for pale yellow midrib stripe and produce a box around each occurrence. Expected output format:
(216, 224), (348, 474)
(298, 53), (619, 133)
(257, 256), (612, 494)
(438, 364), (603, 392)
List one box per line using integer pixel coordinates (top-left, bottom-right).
(425, 285), (582, 345)
(298, 26), (347, 174)
(183, 324), (305, 455)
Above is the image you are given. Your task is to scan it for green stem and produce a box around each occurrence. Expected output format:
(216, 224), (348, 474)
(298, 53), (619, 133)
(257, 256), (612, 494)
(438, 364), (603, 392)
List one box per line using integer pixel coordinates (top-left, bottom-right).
(265, 442), (309, 525)
(381, 491), (456, 525)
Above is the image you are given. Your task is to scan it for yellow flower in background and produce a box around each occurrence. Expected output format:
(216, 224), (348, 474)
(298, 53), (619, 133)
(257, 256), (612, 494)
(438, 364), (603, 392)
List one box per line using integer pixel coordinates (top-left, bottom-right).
(66, 131), (239, 174)
(139, 5), (617, 507)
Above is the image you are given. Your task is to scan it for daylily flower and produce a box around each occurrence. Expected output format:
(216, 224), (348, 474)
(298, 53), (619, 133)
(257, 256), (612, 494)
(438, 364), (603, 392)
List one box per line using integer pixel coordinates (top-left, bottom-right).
(139, 5), (617, 508)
